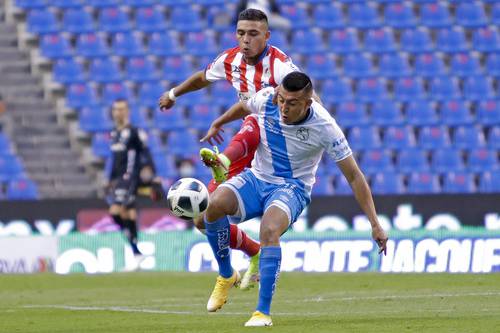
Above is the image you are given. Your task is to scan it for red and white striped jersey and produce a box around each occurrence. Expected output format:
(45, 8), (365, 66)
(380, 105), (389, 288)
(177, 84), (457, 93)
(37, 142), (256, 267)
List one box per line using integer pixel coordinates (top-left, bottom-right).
(205, 45), (300, 102)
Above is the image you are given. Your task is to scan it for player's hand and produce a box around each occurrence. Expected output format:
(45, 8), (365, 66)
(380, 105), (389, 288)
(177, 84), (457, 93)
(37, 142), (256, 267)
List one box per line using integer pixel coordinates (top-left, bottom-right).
(200, 125), (225, 146)
(372, 225), (388, 255)
(158, 91), (175, 111)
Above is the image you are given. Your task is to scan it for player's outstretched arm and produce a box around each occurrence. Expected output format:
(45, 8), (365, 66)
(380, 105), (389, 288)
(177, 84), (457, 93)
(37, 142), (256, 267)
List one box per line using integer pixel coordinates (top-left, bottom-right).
(200, 101), (251, 145)
(336, 155), (388, 255)
(158, 70), (211, 110)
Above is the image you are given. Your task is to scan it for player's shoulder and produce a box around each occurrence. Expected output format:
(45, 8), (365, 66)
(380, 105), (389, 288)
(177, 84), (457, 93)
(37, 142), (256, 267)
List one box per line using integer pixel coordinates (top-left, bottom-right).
(268, 45), (290, 62)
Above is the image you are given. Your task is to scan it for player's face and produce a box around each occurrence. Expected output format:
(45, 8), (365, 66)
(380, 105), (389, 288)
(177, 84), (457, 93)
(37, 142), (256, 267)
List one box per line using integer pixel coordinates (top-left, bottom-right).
(236, 20), (270, 64)
(276, 87), (313, 125)
(112, 101), (129, 126)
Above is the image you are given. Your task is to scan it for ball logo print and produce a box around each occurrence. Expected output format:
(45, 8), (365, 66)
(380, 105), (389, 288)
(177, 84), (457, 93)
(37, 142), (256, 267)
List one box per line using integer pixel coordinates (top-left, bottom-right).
(167, 178), (209, 220)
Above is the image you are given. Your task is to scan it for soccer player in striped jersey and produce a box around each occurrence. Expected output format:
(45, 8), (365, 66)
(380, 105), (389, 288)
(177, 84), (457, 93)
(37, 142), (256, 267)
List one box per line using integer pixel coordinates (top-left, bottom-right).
(201, 72), (388, 326)
(158, 9), (302, 289)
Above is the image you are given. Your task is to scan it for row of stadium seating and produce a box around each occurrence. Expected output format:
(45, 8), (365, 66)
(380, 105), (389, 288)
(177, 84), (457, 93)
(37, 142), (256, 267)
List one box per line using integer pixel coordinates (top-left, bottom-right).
(21, 2), (500, 35)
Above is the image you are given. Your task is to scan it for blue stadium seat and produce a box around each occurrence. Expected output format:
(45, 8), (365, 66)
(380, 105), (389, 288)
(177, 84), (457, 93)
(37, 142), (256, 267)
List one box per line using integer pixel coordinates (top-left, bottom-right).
(335, 102), (368, 127)
(479, 171), (500, 193)
(364, 28), (397, 53)
(122, 0), (156, 7)
(378, 52), (412, 78)
(305, 54), (337, 80)
(138, 82), (165, 108)
(0, 133), (12, 152)
(75, 33), (109, 58)
(321, 78), (354, 103)
(154, 107), (187, 131)
(101, 83), (133, 106)
(148, 31), (182, 57)
(453, 126), (486, 150)
(328, 28), (361, 54)
(420, 2), (452, 28)
(431, 148), (464, 173)
(290, 29), (325, 55)
(396, 148), (429, 173)
(125, 57), (158, 82)
(189, 105), (219, 130)
(162, 56), (193, 82)
(356, 78), (387, 102)
(0, 156), (24, 179)
(414, 53), (447, 77)
(158, 0), (191, 5)
(98, 7), (131, 33)
(86, 0), (120, 7)
(210, 80), (238, 108)
(456, 2), (488, 27)
(26, 9), (59, 34)
(6, 179), (39, 200)
(135, 7), (168, 32)
(312, 175), (334, 196)
(383, 125), (416, 149)
(65, 83), (99, 109)
(62, 8), (94, 34)
(428, 76), (462, 101)
(443, 172), (476, 193)
(313, 3), (345, 30)
(407, 172), (441, 194)
(184, 31), (218, 57)
(334, 175), (352, 195)
(463, 76), (495, 101)
(418, 125), (451, 149)
(393, 77), (426, 101)
(147, 132), (166, 154)
(91, 133), (111, 158)
(436, 27), (468, 53)
(280, 5), (311, 29)
(15, 0), (47, 10)
(467, 148), (498, 172)
(371, 172), (405, 195)
(347, 3), (381, 28)
(405, 100), (439, 126)
(167, 130), (200, 156)
(384, 2), (416, 28)
(129, 105), (152, 130)
(476, 100), (500, 125)
(450, 53), (482, 77)
(89, 57), (123, 83)
(360, 149), (394, 174)
(400, 27), (433, 53)
(40, 34), (72, 59)
(268, 30), (289, 53)
(371, 100), (404, 126)
(153, 153), (178, 178)
(175, 89), (210, 108)
(472, 27), (500, 52)
(492, 3), (500, 25)
(170, 6), (203, 32)
(343, 53), (375, 78)
(487, 126), (500, 149)
(111, 32), (145, 57)
(51, 0), (83, 8)
(347, 125), (381, 150)
(219, 30), (238, 51)
(488, 53), (500, 77)
(439, 100), (473, 126)
(53, 58), (86, 84)
(79, 107), (113, 133)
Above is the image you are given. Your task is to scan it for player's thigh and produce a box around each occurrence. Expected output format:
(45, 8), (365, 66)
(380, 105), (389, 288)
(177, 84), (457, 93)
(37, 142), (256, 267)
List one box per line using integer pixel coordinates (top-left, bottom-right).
(219, 170), (266, 223)
(260, 206), (289, 246)
(206, 186), (239, 220)
(264, 184), (308, 227)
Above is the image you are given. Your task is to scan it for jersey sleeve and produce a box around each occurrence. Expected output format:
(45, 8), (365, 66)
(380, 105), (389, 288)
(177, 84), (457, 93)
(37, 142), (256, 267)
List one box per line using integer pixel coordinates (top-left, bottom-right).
(323, 119), (353, 162)
(204, 51), (228, 82)
(245, 87), (274, 114)
(273, 56), (301, 85)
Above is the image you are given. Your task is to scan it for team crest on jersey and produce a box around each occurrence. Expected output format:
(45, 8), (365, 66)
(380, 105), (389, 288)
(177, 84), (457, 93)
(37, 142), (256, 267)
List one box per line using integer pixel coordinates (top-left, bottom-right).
(296, 127), (309, 141)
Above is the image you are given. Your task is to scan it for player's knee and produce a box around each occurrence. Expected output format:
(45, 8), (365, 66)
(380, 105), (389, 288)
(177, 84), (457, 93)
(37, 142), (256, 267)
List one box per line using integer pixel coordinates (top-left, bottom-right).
(205, 188), (238, 221)
(259, 223), (281, 246)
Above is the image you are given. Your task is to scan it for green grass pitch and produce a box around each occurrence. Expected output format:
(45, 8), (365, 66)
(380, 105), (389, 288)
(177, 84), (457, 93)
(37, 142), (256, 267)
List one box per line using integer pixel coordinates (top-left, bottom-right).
(1, 272), (499, 332)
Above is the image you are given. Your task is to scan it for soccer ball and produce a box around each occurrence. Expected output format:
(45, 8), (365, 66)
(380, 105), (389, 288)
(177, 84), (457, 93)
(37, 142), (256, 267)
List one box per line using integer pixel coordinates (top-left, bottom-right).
(167, 178), (209, 220)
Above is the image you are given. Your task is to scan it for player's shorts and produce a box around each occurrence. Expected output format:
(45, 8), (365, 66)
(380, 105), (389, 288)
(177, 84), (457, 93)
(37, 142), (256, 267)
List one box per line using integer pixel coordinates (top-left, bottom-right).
(220, 169), (310, 226)
(107, 178), (138, 208)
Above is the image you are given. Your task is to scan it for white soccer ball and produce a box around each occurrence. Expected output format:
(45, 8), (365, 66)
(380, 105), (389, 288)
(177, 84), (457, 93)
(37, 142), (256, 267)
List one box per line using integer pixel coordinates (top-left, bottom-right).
(167, 178), (209, 220)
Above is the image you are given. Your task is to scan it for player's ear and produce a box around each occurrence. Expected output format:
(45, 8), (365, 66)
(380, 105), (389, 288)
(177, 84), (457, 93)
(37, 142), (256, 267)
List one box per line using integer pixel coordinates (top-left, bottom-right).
(265, 30), (270, 41)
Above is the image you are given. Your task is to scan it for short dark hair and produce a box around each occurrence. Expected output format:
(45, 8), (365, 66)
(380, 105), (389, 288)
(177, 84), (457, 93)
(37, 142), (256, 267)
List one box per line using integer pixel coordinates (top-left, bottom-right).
(282, 72), (313, 95)
(238, 8), (268, 25)
(112, 98), (128, 106)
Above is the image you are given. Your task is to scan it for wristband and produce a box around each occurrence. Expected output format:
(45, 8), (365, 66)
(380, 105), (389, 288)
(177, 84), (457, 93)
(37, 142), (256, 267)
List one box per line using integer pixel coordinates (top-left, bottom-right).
(168, 88), (177, 101)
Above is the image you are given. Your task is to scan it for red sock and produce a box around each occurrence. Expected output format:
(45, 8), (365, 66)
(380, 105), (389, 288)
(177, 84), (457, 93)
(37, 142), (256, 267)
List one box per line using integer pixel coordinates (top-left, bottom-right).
(223, 116), (260, 164)
(229, 224), (260, 257)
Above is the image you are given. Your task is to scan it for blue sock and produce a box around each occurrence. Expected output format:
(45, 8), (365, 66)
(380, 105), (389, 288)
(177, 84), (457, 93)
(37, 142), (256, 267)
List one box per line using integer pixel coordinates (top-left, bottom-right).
(256, 246), (282, 315)
(204, 216), (233, 278)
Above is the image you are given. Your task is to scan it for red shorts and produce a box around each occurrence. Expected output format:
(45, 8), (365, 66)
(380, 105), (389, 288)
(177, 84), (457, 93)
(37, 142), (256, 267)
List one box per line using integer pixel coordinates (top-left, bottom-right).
(207, 115), (259, 194)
